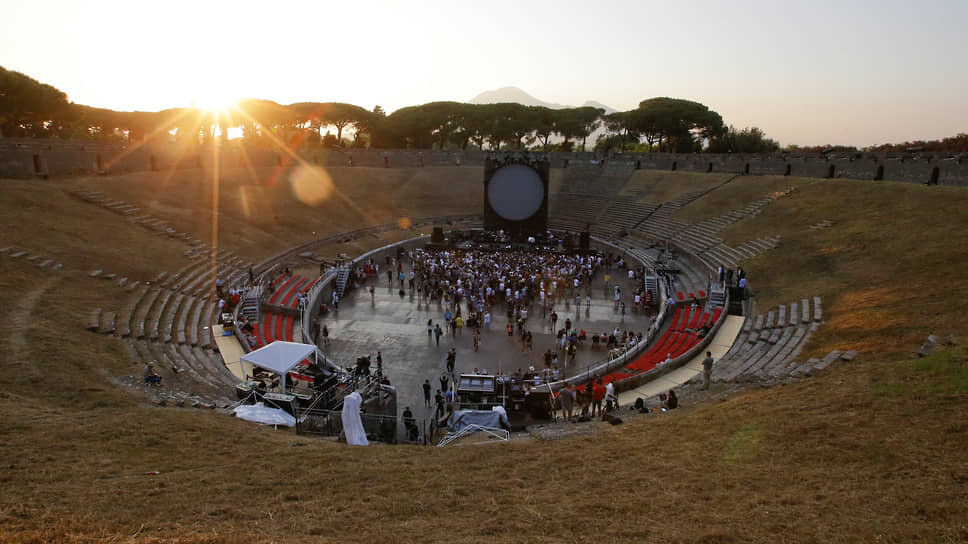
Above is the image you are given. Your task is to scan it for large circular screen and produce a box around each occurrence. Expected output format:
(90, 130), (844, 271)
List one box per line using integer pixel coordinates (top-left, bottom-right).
(488, 164), (544, 221)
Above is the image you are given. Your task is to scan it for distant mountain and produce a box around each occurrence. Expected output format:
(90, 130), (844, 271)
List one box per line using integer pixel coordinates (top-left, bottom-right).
(581, 100), (617, 115)
(468, 86), (615, 113)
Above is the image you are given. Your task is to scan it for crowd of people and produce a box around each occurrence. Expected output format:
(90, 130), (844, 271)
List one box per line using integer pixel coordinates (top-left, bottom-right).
(296, 239), (712, 433)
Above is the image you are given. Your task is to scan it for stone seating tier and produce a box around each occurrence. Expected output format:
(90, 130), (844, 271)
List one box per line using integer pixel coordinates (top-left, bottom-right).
(713, 297), (825, 383)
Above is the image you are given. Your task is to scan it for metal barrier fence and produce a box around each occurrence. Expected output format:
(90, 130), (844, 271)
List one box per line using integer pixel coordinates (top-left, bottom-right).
(296, 408), (435, 445)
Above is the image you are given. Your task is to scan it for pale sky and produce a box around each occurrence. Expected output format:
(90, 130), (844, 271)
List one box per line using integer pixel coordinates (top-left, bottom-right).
(1, 0), (966, 147)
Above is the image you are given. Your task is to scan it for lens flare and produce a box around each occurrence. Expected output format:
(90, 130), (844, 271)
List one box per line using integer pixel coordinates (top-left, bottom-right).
(289, 165), (334, 207)
(239, 186), (251, 219)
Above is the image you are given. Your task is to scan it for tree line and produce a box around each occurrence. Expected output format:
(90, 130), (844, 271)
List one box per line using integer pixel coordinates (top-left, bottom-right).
(16, 65), (964, 154)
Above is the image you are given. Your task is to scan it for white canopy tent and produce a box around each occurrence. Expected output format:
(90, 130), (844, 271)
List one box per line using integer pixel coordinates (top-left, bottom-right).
(240, 341), (316, 394)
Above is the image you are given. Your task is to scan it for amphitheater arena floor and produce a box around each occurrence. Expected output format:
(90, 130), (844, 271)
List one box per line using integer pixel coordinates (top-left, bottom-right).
(315, 265), (652, 418)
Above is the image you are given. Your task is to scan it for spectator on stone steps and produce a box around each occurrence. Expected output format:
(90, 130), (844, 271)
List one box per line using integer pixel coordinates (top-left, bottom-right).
(239, 316), (254, 334)
(663, 389), (678, 410)
(144, 362), (162, 386)
(701, 351), (714, 390)
(604, 380), (616, 412)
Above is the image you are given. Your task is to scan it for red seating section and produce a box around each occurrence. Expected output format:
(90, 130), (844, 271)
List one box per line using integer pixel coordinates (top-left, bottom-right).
(587, 306), (724, 388)
(253, 273), (314, 358)
(254, 311), (297, 347)
(270, 274), (312, 309)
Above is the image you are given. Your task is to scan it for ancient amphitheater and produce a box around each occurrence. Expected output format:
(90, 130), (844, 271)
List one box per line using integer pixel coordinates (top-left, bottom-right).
(1, 144), (966, 542)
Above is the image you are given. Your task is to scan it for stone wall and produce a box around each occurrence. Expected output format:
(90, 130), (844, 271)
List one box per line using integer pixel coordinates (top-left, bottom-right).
(2, 138), (966, 186)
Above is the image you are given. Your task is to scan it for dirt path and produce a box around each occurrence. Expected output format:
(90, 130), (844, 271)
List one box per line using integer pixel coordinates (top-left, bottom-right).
(3, 275), (61, 372)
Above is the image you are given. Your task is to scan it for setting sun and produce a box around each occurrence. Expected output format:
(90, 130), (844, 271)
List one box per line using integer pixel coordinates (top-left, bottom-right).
(191, 94), (237, 115)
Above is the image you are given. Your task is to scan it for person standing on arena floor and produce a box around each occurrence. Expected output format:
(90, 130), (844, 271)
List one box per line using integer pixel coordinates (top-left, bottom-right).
(559, 386), (575, 422)
(423, 379), (432, 407)
(446, 348), (456, 374)
(702, 351), (714, 390)
(592, 379), (605, 416)
(434, 324), (443, 346)
(550, 310), (558, 333)
(322, 325), (330, 347)
(605, 380), (616, 412)
(435, 389), (444, 418)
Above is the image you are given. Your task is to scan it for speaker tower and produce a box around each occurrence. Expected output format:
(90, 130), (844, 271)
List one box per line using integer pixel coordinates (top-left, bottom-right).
(483, 153), (549, 238)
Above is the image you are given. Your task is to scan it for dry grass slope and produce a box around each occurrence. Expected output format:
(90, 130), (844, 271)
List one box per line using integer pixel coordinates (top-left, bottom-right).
(621, 170), (736, 203)
(0, 167), (966, 543)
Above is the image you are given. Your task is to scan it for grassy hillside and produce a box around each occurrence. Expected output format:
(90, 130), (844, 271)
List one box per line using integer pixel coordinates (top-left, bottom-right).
(62, 165), (483, 263)
(711, 178), (968, 358)
(1, 168), (966, 542)
(621, 170), (736, 203)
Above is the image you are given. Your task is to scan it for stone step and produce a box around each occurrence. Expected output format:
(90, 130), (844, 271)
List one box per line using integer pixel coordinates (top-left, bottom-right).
(87, 308), (102, 331)
(788, 303), (799, 327)
(753, 314), (764, 330)
(174, 296), (196, 345)
(117, 285), (148, 338)
(188, 297), (205, 346)
(96, 311), (116, 334)
(146, 289), (173, 341)
(812, 350), (843, 372)
(791, 358), (822, 378)
(131, 287), (161, 340)
(161, 293), (186, 343)
(199, 301), (216, 349)
(174, 344), (220, 389)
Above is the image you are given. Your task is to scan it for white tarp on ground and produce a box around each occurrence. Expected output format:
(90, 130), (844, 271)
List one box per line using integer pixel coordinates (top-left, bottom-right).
(341, 391), (369, 446)
(240, 341), (316, 393)
(448, 407), (510, 433)
(234, 402), (297, 427)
